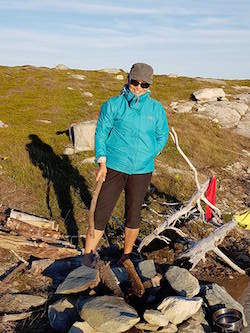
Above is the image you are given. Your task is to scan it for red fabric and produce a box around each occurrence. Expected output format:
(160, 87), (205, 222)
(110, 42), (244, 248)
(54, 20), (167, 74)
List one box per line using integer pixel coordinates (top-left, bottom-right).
(205, 177), (216, 221)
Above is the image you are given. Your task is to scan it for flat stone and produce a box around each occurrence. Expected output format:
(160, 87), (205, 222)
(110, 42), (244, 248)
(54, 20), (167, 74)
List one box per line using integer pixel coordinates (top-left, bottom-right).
(157, 296), (203, 325)
(71, 74), (86, 80)
(193, 88), (225, 102)
(69, 120), (96, 152)
(56, 265), (100, 294)
(158, 323), (178, 333)
(68, 321), (102, 333)
(48, 298), (78, 332)
(78, 295), (140, 333)
(178, 318), (212, 333)
(82, 92), (93, 97)
(144, 309), (169, 326)
(204, 283), (247, 327)
(138, 259), (156, 279)
(165, 266), (200, 298)
(67, 87), (74, 90)
(0, 293), (47, 313)
(135, 322), (160, 331)
(37, 119), (52, 124)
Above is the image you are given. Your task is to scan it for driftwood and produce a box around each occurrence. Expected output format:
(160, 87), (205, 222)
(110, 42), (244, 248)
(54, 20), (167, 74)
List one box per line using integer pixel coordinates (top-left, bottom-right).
(0, 231), (80, 259)
(0, 312), (32, 322)
(179, 219), (245, 274)
(5, 218), (61, 240)
(0, 262), (28, 292)
(138, 127), (222, 251)
(96, 260), (124, 297)
(123, 259), (145, 297)
(10, 209), (59, 231)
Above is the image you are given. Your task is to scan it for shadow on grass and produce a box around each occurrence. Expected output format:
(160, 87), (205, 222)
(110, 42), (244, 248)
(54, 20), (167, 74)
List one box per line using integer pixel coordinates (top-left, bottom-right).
(26, 134), (92, 246)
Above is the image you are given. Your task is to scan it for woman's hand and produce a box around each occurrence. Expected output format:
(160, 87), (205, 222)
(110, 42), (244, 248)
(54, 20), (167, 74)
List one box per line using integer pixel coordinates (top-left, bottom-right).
(96, 162), (107, 182)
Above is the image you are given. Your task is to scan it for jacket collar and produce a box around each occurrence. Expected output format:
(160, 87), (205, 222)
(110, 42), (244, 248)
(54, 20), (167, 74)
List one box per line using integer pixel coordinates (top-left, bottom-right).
(122, 84), (150, 107)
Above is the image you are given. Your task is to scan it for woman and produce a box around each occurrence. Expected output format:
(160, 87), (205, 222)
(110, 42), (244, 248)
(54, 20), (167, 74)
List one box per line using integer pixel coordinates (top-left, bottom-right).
(83, 63), (169, 267)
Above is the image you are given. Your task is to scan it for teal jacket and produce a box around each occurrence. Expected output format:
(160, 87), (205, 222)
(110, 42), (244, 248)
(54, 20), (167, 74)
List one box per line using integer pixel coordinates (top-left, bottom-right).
(95, 85), (169, 174)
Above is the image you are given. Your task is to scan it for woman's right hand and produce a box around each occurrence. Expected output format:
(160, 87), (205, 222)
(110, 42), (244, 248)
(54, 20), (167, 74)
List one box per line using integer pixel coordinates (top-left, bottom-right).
(96, 162), (107, 182)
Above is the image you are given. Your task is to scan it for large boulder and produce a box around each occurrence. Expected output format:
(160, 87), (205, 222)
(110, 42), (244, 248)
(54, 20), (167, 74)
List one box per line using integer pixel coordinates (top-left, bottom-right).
(56, 265), (100, 294)
(157, 296), (203, 325)
(78, 295), (140, 332)
(69, 120), (97, 153)
(204, 283), (247, 327)
(193, 88), (225, 102)
(195, 101), (248, 128)
(48, 298), (78, 332)
(234, 111), (250, 138)
(165, 266), (200, 298)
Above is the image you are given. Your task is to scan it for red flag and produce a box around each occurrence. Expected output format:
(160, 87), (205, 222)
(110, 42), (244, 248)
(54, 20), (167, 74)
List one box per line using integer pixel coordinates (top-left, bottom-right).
(205, 177), (216, 221)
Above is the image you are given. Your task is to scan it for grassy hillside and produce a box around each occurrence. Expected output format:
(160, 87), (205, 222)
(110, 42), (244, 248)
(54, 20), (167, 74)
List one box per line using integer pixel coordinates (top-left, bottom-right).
(0, 65), (249, 245)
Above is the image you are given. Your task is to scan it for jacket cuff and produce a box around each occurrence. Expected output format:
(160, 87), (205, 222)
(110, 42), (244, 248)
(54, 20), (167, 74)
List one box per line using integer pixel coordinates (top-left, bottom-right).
(96, 156), (107, 163)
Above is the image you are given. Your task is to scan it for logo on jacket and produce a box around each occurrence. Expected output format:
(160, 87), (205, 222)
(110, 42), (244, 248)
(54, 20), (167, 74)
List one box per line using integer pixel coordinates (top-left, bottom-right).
(147, 116), (153, 121)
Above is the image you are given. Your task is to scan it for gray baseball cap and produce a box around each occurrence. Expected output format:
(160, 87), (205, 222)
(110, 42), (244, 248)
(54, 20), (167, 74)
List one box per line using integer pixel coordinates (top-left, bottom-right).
(128, 63), (153, 84)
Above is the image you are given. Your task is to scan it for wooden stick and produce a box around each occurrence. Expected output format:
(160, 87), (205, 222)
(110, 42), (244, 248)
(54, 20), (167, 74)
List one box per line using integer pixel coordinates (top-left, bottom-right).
(0, 312), (32, 322)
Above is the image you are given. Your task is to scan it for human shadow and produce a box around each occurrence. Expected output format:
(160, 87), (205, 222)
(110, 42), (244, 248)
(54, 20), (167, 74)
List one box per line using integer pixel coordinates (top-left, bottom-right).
(26, 134), (92, 246)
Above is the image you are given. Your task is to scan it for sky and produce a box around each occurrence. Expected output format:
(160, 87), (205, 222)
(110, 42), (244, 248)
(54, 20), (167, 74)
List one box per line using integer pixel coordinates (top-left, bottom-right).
(0, 0), (250, 79)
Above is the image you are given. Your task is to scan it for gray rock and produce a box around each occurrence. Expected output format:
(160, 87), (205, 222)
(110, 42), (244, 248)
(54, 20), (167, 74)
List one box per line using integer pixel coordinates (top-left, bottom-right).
(56, 265), (100, 294)
(0, 120), (8, 128)
(69, 120), (96, 152)
(191, 306), (208, 325)
(0, 294), (47, 313)
(82, 92), (93, 97)
(63, 147), (75, 155)
(178, 318), (211, 333)
(68, 321), (101, 333)
(48, 298), (78, 332)
(167, 73), (178, 78)
(112, 267), (128, 284)
(195, 101), (246, 128)
(170, 101), (195, 113)
(165, 266), (200, 298)
(138, 259), (156, 279)
(100, 68), (121, 74)
(78, 295), (140, 332)
(195, 78), (226, 85)
(233, 85), (250, 91)
(81, 157), (95, 164)
(235, 93), (250, 105)
(55, 64), (69, 70)
(135, 322), (160, 331)
(234, 112), (250, 138)
(158, 323), (178, 333)
(116, 75), (124, 80)
(144, 309), (169, 326)
(71, 74), (86, 80)
(204, 283), (247, 327)
(87, 101), (93, 106)
(157, 296), (203, 325)
(193, 88), (225, 102)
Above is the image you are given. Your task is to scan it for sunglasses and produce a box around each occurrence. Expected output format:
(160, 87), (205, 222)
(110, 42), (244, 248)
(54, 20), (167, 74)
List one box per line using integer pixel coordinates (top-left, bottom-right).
(130, 79), (150, 89)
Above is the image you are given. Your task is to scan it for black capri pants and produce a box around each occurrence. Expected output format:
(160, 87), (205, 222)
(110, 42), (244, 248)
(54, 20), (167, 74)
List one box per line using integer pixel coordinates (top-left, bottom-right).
(94, 168), (152, 230)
